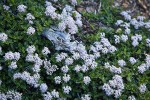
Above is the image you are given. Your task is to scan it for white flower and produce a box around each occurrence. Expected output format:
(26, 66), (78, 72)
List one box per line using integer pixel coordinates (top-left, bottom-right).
(25, 13), (35, 24)
(6, 91), (22, 100)
(4, 52), (14, 60)
(81, 64), (89, 72)
(45, 1), (52, 7)
(51, 89), (59, 98)
(114, 35), (120, 44)
(121, 35), (128, 42)
(8, 61), (17, 69)
(26, 54), (34, 62)
(101, 47), (108, 54)
(40, 83), (48, 93)
(42, 47), (50, 55)
(17, 4), (27, 12)
(114, 89), (122, 98)
(118, 59), (126, 67)
(102, 83), (114, 96)
(145, 55), (150, 66)
(63, 86), (72, 94)
(146, 38), (150, 47)
(32, 64), (41, 73)
(0, 33), (8, 42)
(83, 76), (91, 85)
(26, 45), (36, 54)
(27, 26), (35, 35)
(14, 52), (21, 61)
(129, 57), (137, 65)
(110, 65), (122, 74)
(81, 94), (91, 100)
(137, 16), (145, 21)
(109, 46), (117, 53)
(65, 57), (73, 65)
(125, 28), (131, 34)
(138, 64), (147, 74)
(63, 74), (70, 83)
(61, 65), (69, 73)
(3, 5), (10, 10)
(132, 40), (139, 47)
(43, 92), (52, 100)
(139, 84), (147, 93)
(74, 65), (81, 72)
(115, 20), (123, 26)
(72, 52), (80, 60)
(93, 52), (100, 58)
(71, 0), (77, 6)
(104, 62), (111, 68)
(44, 4), (57, 19)
(54, 76), (61, 84)
(128, 95), (136, 100)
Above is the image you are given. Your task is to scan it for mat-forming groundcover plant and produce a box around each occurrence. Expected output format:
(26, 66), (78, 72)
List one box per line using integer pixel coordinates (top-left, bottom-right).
(0, 0), (150, 100)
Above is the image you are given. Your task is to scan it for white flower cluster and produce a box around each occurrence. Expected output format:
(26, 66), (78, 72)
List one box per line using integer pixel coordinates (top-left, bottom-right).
(83, 76), (91, 85)
(104, 62), (122, 74)
(128, 95), (136, 100)
(40, 83), (48, 93)
(63, 74), (71, 83)
(114, 34), (129, 44)
(26, 45), (36, 54)
(129, 57), (137, 65)
(43, 89), (59, 100)
(54, 76), (61, 84)
(3, 5), (10, 11)
(17, 4), (27, 12)
(114, 35), (120, 44)
(42, 47), (50, 56)
(0, 32), (8, 42)
(4, 51), (20, 61)
(45, 1), (82, 34)
(0, 91), (22, 100)
(81, 94), (91, 100)
(26, 46), (43, 73)
(115, 11), (150, 48)
(43, 60), (58, 75)
(71, 0), (77, 6)
(13, 71), (40, 88)
(131, 34), (142, 47)
(139, 84), (147, 93)
(118, 59), (126, 67)
(27, 26), (36, 35)
(8, 61), (17, 69)
(121, 34), (128, 42)
(146, 38), (150, 47)
(55, 52), (68, 62)
(25, 13), (35, 24)
(90, 33), (117, 55)
(65, 57), (74, 65)
(138, 54), (150, 74)
(120, 11), (149, 30)
(61, 65), (69, 73)
(63, 86), (72, 94)
(102, 75), (124, 98)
